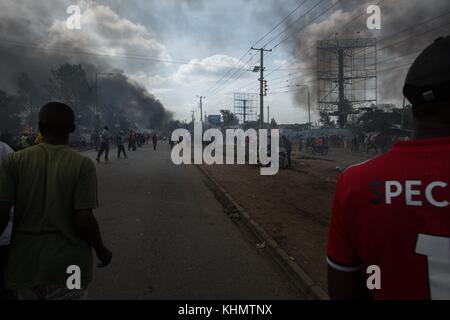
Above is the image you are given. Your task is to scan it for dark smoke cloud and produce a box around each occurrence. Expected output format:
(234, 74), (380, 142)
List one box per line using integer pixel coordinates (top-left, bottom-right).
(0, 0), (172, 130)
(276, 0), (450, 114)
(98, 73), (172, 129)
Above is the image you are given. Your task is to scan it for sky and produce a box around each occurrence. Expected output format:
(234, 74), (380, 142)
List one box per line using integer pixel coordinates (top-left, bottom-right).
(1, 0), (449, 125)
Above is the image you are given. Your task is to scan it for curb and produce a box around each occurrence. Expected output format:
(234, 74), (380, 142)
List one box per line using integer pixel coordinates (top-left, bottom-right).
(197, 165), (329, 300)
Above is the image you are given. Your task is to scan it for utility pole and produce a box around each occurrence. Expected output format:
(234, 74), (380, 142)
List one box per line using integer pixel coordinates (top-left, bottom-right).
(267, 105), (270, 127)
(401, 96), (406, 129)
(296, 84), (311, 132)
(191, 109), (195, 123)
(251, 47), (272, 129)
(197, 96), (205, 122)
(95, 73), (98, 131)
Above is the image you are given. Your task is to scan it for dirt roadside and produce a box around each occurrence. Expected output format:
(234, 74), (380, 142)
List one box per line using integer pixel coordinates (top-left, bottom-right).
(201, 148), (373, 291)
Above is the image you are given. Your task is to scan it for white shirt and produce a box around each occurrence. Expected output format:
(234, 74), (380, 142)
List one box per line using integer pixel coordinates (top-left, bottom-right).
(0, 142), (14, 246)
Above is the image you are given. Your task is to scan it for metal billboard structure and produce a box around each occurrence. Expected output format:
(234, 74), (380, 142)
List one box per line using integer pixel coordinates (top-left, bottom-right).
(317, 38), (377, 128)
(233, 92), (258, 124)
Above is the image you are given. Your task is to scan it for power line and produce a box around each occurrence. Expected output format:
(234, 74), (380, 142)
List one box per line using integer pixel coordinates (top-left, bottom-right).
(201, 0), (315, 97)
(268, 0), (344, 51)
(264, 0), (386, 79)
(205, 54), (257, 98)
(0, 38), (253, 70)
(261, 0), (326, 49)
(253, 0), (310, 48)
(207, 0), (340, 99)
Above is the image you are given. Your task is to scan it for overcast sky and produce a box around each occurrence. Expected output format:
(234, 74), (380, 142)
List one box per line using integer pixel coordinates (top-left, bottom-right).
(1, 0), (449, 124)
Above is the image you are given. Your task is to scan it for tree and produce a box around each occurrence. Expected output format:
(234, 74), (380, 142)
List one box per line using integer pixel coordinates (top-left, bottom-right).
(220, 109), (238, 127)
(47, 63), (94, 129)
(401, 105), (414, 130)
(17, 73), (42, 131)
(270, 118), (278, 128)
(0, 89), (23, 134)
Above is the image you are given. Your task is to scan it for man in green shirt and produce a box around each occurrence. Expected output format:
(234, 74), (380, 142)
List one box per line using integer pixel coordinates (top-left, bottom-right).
(0, 102), (112, 300)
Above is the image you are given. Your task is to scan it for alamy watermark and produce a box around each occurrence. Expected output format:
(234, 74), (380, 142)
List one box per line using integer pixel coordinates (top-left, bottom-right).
(366, 265), (381, 290)
(66, 265), (81, 290)
(367, 5), (381, 30)
(170, 122), (280, 176)
(66, 5), (82, 30)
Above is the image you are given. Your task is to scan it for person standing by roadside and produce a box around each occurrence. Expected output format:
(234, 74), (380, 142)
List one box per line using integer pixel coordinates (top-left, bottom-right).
(96, 126), (111, 163)
(281, 135), (292, 168)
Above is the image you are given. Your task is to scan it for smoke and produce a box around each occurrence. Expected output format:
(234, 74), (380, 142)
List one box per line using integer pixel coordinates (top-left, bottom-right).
(0, 0), (172, 130)
(98, 73), (172, 129)
(276, 0), (450, 114)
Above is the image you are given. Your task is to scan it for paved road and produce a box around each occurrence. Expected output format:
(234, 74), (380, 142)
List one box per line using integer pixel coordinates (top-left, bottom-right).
(87, 143), (301, 299)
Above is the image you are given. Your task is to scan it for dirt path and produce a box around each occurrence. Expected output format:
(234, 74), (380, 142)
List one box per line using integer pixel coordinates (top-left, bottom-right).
(203, 148), (374, 290)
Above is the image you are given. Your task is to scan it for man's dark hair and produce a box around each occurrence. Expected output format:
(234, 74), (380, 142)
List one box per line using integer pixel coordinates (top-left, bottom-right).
(403, 36), (450, 119)
(104, 126), (109, 130)
(38, 102), (75, 135)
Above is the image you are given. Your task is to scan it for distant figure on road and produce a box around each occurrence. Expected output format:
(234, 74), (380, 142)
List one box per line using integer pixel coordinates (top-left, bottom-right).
(152, 133), (158, 151)
(34, 131), (43, 145)
(116, 130), (128, 159)
(281, 135), (292, 168)
(351, 136), (359, 152)
(19, 133), (31, 150)
(366, 135), (378, 154)
(128, 130), (137, 151)
(0, 102), (112, 300)
(96, 126), (111, 163)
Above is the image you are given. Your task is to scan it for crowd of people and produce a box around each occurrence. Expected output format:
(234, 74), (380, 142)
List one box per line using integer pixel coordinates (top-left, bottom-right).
(294, 131), (411, 157)
(94, 127), (160, 163)
(0, 130), (44, 152)
(0, 127), (162, 164)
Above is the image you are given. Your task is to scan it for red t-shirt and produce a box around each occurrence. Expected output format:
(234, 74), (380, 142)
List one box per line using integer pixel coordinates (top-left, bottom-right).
(327, 137), (450, 300)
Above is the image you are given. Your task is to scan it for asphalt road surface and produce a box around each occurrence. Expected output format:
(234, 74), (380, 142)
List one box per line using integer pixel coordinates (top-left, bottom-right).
(87, 143), (302, 299)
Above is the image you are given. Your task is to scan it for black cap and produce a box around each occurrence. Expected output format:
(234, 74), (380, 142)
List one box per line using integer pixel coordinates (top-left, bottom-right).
(403, 36), (450, 106)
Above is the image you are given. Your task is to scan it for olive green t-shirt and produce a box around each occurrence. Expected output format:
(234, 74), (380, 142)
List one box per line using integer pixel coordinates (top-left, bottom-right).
(0, 143), (98, 289)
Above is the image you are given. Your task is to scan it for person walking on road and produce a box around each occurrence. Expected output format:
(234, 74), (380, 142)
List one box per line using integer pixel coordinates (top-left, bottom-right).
(152, 133), (158, 151)
(281, 135), (292, 168)
(128, 130), (137, 151)
(96, 126), (111, 163)
(0, 102), (112, 300)
(116, 130), (127, 159)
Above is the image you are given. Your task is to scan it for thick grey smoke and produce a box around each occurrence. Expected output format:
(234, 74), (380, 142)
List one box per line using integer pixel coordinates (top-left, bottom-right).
(276, 0), (450, 113)
(0, 0), (172, 130)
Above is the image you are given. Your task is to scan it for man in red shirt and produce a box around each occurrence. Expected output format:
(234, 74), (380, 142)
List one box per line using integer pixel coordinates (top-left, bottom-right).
(327, 36), (450, 300)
